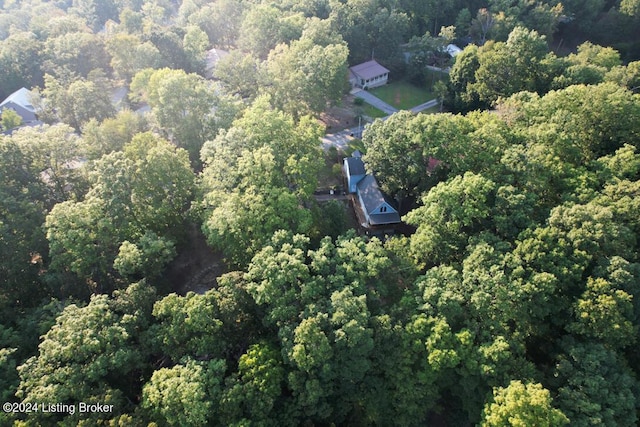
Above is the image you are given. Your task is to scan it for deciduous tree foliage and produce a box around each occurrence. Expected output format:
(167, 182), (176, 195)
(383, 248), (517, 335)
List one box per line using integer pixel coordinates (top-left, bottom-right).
(2, 1), (640, 426)
(17, 283), (156, 425)
(46, 133), (194, 291)
(0, 138), (49, 309)
(131, 68), (241, 162)
(143, 358), (225, 427)
(481, 380), (569, 427)
(200, 96), (323, 267)
(265, 36), (348, 117)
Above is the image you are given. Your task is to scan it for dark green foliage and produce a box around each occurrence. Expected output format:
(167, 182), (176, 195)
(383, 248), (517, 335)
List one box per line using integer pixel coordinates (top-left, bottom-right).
(2, 1), (640, 426)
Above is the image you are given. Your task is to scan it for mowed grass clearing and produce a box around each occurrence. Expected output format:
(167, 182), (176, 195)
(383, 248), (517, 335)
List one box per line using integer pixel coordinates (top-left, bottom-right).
(370, 80), (434, 110)
(362, 104), (387, 118)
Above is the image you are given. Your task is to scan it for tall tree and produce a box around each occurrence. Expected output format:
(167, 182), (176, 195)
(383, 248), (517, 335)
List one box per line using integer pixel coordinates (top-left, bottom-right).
(46, 134), (194, 291)
(481, 380), (569, 426)
(131, 68), (240, 162)
(41, 71), (115, 130)
(16, 283), (156, 425)
(265, 36), (348, 117)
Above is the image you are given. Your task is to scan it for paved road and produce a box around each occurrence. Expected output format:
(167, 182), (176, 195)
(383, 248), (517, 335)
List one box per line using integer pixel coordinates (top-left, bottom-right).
(322, 127), (359, 151)
(410, 99), (439, 113)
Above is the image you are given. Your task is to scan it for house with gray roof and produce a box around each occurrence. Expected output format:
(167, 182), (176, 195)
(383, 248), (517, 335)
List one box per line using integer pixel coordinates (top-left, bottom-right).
(349, 60), (389, 89)
(343, 152), (401, 228)
(356, 175), (401, 226)
(205, 48), (230, 79)
(0, 87), (37, 123)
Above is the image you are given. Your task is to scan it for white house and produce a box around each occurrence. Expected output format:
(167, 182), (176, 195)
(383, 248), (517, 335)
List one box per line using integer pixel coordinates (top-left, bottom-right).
(349, 60), (390, 89)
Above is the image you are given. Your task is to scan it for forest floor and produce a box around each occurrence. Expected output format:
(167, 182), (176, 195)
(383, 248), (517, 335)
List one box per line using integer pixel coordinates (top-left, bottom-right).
(167, 224), (227, 295)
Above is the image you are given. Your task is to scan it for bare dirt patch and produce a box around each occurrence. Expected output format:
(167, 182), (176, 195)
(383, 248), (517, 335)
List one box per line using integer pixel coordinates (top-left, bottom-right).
(319, 94), (359, 132)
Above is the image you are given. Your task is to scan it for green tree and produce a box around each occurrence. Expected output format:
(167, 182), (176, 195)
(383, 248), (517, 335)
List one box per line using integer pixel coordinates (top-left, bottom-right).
(203, 186), (313, 267)
(113, 232), (176, 281)
(447, 43), (484, 111)
(148, 291), (227, 362)
(143, 358), (225, 427)
(81, 110), (149, 160)
(70, 0), (119, 32)
(0, 109), (22, 131)
(265, 36), (348, 116)
(238, 5), (304, 58)
(405, 172), (496, 267)
(106, 33), (162, 82)
(0, 31), (44, 98)
(554, 340), (638, 427)
(182, 25), (209, 73)
(9, 124), (87, 204)
(212, 50), (262, 99)
(469, 27), (556, 105)
(362, 111), (506, 208)
(481, 380), (569, 426)
(43, 31), (110, 79)
(17, 283), (156, 425)
(502, 83), (640, 161)
(220, 343), (285, 425)
(41, 71), (115, 130)
(46, 134), (194, 290)
(131, 68), (241, 162)
(0, 138), (49, 308)
(186, 0), (244, 48)
(553, 42), (622, 88)
(605, 61), (640, 90)
(329, 0), (409, 66)
(620, 0), (640, 16)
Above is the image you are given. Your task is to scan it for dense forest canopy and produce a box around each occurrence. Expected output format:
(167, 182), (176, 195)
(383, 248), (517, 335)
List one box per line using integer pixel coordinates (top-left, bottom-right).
(0, 0), (639, 425)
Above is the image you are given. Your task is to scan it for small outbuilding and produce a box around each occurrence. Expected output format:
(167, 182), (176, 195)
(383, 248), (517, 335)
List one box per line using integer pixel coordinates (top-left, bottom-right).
(349, 60), (390, 89)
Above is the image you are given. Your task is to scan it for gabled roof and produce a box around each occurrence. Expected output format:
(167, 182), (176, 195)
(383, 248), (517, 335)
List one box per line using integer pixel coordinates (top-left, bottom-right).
(205, 48), (230, 78)
(345, 156), (366, 176)
(349, 60), (390, 80)
(445, 44), (463, 57)
(356, 175), (401, 225)
(0, 87), (35, 112)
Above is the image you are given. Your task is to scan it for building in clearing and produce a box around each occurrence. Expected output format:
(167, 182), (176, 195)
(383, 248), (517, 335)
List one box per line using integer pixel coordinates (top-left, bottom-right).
(349, 60), (390, 89)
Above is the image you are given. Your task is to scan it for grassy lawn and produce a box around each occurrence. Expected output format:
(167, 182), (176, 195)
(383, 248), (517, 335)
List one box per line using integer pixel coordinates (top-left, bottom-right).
(370, 80), (434, 110)
(361, 103), (387, 118)
(420, 105), (440, 114)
